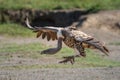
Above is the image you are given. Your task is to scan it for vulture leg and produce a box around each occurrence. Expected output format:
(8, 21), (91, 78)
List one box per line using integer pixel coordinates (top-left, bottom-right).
(59, 55), (80, 64)
(59, 51), (81, 64)
(59, 42), (85, 64)
(40, 37), (63, 54)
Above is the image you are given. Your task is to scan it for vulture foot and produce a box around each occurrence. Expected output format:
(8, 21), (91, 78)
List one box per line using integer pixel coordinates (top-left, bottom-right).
(59, 56), (75, 64)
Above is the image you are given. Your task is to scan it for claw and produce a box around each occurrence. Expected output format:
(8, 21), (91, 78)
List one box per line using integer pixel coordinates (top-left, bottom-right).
(59, 56), (75, 64)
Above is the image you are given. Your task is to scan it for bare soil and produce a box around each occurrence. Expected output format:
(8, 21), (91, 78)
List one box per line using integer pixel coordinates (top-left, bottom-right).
(0, 67), (120, 80)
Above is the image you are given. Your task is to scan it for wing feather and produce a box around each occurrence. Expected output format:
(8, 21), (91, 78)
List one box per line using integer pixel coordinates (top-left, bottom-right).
(51, 32), (57, 40)
(25, 18), (62, 41)
(36, 31), (43, 38)
(34, 28), (59, 41)
(71, 30), (109, 55)
(36, 30), (58, 41)
(48, 32), (53, 40)
(42, 32), (46, 39)
(83, 39), (109, 56)
(46, 32), (51, 41)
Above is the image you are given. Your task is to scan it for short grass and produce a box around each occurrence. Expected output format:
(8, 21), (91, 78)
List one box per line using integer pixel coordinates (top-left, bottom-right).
(0, 23), (34, 37)
(0, 42), (120, 70)
(0, 23), (120, 69)
(0, 0), (120, 10)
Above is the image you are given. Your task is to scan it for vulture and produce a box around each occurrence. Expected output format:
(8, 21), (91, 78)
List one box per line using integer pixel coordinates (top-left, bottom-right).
(25, 18), (109, 64)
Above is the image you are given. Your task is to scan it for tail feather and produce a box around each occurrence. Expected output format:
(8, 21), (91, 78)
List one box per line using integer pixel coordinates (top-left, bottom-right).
(97, 45), (109, 56)
(103, 46), (109, 53)
(83, 38), (109, 56)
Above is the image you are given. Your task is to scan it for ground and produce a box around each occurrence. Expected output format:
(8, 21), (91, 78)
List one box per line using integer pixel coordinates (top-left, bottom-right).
(0, 67), (120, 80)
(0, 10), (120, 80)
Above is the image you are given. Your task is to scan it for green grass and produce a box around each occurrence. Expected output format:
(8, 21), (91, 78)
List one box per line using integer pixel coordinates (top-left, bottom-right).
(0, 0), (120, 10)
(0, 42), (120, 69)
(0, 23), (120, 69)
(0, 23), (34, 37)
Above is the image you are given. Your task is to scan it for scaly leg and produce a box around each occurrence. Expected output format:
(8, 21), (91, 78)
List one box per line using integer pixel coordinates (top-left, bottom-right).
(59, 43), (85, 64)
(59, 54), (80, 64)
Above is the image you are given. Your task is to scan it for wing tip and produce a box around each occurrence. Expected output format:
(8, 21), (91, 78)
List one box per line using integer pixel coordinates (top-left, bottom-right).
(103, 46), (109, 53)
(102, 46), (109, 56)
(25, 18), (34, 29)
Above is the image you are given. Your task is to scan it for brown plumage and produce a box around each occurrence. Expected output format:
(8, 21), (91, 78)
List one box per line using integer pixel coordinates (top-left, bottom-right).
(25, 18), (109, 64)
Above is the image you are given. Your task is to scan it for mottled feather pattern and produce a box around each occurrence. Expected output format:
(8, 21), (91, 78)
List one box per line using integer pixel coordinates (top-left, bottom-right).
(35, 28), (109, 55)
(70, 30), (109, 55)
(82, 37), (109, 55)
(71, 30), (92, 39)
(70, 30), (93, 48)
(63, 37), (75, 48)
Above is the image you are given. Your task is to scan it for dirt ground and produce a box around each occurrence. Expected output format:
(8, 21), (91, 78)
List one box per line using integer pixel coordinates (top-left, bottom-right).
(0, 10), (120, 80)
(0, 67), (120, 80)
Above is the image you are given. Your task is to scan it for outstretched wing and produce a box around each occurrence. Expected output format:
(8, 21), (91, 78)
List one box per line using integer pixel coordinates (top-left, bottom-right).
(34, 28), (58, 41)
(71, 30), (109, 56)
(25, 18), (61, 41)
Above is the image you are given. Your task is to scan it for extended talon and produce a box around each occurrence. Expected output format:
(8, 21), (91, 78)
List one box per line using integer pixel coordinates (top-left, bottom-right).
(59, 56), (75, 64)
